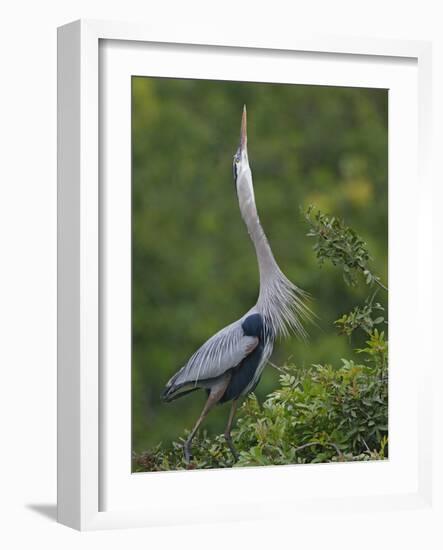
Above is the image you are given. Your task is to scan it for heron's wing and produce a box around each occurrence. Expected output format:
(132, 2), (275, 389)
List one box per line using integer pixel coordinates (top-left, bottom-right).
(168, 319), (258, 388)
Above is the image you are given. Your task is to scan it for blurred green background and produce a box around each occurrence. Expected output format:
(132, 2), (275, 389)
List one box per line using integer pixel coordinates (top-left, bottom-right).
(132, 77), (388, 453)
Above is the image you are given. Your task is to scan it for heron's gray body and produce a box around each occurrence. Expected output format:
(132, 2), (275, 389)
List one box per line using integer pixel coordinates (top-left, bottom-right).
(163, 307), (274, 401)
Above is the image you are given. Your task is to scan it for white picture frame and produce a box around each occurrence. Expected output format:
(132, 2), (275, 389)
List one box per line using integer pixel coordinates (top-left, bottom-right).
(57, 19), (434, 531)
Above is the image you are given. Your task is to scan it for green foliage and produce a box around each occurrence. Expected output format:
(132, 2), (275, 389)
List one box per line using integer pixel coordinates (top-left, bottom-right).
(133, 341), (388, 471)
(133, 433), (236, 472)
(304, 205), (387, 290)
(335, 293), (386, 337)
(303, 206), (388, 343)
(357, 328), (388, 369)
(238, 337), (387, 466)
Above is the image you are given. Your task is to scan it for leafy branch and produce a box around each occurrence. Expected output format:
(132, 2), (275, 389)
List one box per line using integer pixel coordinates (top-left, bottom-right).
(334, 292), (386, 337)
(303, 205), (387, 291)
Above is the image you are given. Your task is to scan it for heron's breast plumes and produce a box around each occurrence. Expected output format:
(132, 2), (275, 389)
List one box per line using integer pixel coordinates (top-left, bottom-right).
(257, 269), (313, 341)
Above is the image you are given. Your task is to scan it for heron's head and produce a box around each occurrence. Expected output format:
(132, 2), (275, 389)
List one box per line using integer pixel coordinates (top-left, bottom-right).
(233, 105), (255, 204)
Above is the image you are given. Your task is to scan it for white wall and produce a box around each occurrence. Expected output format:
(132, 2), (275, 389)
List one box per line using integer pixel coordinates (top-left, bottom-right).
(0, 1), (441, 547)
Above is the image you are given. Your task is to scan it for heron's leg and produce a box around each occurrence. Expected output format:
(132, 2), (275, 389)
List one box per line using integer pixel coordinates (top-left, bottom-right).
(183, 375), (230, 463)
(224, 399), (239, 461)
(183, 394), (217, 463)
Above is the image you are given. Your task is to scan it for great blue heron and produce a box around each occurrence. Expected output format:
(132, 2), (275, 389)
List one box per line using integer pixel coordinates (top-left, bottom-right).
(162, 106), (311, 462)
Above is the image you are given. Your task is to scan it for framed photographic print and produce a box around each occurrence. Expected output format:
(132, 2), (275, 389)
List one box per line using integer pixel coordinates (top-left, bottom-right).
(57, 19), (434, 531)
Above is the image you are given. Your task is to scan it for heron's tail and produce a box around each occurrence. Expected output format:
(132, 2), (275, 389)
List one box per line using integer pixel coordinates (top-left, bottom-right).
(161, 379), (200, 403)
(161, 385), (200, 403)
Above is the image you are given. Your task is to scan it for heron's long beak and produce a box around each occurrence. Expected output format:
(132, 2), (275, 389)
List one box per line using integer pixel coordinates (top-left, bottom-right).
(240, 105), (247, 151)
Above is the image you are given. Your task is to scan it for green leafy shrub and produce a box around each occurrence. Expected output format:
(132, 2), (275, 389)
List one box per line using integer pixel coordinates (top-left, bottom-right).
(236, 335), (387, 466)
(304, 205), (387, 290)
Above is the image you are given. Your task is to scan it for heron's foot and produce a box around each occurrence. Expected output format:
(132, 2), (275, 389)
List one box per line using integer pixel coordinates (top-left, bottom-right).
(183, 440), (193, 463)
(224, 433), (239, 462)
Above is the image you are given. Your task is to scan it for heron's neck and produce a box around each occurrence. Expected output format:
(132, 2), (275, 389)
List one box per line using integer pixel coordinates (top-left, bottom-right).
(237, 167), (310, 341)
(238, 193), (280, 287)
